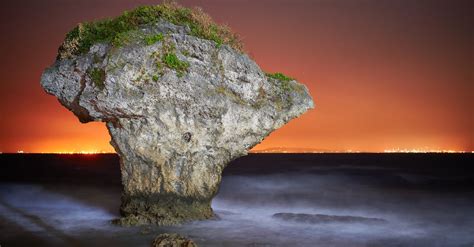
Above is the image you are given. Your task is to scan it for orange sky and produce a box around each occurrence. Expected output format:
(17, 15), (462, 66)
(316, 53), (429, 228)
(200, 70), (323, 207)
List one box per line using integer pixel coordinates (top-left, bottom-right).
(0, 0), (472, 153)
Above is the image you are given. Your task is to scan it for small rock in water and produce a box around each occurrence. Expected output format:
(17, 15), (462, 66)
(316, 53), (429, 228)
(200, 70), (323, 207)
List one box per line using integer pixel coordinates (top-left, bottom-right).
(273, 213), (387, 224)
(152, 233), (197, 247)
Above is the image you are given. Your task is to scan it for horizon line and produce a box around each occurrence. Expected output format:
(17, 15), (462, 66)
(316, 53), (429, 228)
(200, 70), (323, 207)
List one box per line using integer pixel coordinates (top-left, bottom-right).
(1, 151), (472, 154)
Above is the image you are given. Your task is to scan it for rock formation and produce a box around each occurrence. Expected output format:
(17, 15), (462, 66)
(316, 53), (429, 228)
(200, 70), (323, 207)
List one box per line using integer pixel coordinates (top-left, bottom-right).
(273, 213), (387, 225)
(152, 233), (197, 247)
(41, 3), (314, 225)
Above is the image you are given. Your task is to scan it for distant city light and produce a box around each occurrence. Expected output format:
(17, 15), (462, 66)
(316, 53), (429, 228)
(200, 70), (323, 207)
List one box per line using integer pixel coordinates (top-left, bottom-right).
(382, 148), (466, 153)
(7, 150), (114, 154)
(48, 150), (112, 154)
(250, 148), (470, 154)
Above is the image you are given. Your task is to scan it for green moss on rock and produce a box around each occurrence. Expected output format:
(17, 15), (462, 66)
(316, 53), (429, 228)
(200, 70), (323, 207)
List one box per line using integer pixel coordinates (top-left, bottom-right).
(89, 68), (106, 89)
(58, 1), (242, 59)
(265, 72), (294, 82)
(266, 72), (297, 93)
(144, 33), (164, 45)
(149, 37), (189, 78)
(162, 52), (189, 77)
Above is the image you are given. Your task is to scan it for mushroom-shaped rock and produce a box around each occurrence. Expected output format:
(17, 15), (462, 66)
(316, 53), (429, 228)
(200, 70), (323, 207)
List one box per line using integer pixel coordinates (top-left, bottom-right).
(41, 3), (314, 225)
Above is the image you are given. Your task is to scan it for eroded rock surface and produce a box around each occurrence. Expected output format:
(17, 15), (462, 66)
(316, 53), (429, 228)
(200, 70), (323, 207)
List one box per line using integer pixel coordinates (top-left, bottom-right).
(41, 20), (313, 225)
(152, 233), (197, 247)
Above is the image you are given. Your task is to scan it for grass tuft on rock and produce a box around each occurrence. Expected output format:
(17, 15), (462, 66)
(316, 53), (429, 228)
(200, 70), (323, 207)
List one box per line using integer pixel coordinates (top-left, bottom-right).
(162, 52), (189, 77)
(266, 72), (295, 93)
(144, 33), (164, 45)
(265, 72), (294, 82)
(58, 0), (243, 59)
(89, 68), (106, 89)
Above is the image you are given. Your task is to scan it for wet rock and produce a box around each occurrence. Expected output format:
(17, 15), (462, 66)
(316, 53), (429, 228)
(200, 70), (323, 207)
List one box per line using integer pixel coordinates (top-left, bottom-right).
(273, 213), (387, 224)
(152, 233), (197, 247)
(41, 5), (314, 226)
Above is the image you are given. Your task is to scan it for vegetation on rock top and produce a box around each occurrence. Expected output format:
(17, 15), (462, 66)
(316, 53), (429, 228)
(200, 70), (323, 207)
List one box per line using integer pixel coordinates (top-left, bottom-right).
(266, 72), (295, 92)
(144, 33), (164, 45)
(57, 0), (242, 59)
(265, 72), (294, 82)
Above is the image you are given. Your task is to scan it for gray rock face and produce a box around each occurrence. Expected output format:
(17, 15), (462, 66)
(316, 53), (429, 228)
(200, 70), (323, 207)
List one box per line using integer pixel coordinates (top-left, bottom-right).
(41, 21), (314, 225)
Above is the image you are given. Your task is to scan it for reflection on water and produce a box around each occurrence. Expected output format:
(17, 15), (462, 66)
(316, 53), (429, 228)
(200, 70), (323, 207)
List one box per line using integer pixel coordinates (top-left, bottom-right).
(0, 154), (473, 246)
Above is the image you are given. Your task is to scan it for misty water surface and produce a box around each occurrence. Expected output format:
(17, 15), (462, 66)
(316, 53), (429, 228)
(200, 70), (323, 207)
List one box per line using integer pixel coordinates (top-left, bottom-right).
(0, 154), (473, 246)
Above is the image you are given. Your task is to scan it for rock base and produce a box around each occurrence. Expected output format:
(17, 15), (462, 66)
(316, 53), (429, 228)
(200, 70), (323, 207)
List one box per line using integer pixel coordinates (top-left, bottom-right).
(113, 193), (214, 226)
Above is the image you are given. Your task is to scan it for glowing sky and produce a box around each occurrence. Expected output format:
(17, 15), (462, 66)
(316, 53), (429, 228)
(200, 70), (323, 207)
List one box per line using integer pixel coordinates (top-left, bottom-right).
(0, 0), (472, 153)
